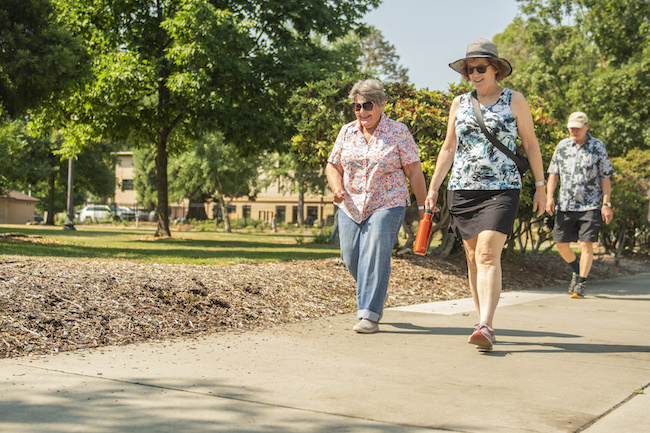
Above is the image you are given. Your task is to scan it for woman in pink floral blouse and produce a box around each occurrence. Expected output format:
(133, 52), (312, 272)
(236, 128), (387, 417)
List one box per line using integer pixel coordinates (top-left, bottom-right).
(326, 79), (427, 334)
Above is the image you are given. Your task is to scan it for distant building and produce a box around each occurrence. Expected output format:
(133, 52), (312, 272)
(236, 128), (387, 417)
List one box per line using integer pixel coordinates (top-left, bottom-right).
(0, 190), (40, 224)
(114, 151), (336, 225)
(114, 151), (137, 206)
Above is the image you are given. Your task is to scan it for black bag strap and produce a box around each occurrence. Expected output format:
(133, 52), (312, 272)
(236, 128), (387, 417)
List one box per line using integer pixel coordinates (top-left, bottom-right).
(470, 90), (528, 173)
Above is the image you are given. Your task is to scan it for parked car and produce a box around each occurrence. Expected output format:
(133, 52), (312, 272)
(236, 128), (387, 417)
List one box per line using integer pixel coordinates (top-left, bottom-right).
(137, 209), (150, 221)
(78, 205), (114, 223)
(109, 205), (137, 221)
(119, 206), (138, 221)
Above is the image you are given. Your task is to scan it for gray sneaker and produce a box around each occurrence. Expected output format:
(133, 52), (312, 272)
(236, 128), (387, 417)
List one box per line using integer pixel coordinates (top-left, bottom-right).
(353, 319), (379, 333)
(571, 281), (585, 299)
(568, 272), (579, 293)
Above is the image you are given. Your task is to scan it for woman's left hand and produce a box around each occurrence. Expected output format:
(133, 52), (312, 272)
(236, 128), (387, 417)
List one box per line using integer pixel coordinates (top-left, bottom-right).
(332, 189), (346, 204)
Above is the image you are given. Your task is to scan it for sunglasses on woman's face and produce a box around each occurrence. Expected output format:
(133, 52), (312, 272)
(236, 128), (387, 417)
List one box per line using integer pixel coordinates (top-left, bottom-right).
(353, 101), (374, 111)
(465, 65), (490, 75)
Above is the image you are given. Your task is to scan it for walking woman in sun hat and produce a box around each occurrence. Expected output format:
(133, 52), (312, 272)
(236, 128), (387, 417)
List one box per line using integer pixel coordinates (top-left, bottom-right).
(424, 39), (547, 351)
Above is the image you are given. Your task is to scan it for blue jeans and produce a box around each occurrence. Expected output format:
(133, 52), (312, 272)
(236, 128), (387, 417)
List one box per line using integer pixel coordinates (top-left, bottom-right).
(338, 207), (405, 322)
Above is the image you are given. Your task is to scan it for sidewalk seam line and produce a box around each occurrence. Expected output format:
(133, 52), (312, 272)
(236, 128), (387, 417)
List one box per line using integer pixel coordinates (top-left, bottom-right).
(575, 380), (650, 432)
(14, 363), (458, 432)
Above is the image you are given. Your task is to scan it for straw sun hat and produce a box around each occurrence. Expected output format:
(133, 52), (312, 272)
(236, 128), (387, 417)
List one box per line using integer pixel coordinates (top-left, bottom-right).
(449, 38), (512, 78)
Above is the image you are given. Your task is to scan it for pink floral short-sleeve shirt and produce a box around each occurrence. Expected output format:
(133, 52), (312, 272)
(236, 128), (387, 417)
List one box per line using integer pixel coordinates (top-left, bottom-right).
(328, 114), (420, 223)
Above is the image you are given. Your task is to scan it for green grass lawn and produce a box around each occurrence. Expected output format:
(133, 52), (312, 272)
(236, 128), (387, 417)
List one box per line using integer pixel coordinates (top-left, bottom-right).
(0, 224), (341, 265)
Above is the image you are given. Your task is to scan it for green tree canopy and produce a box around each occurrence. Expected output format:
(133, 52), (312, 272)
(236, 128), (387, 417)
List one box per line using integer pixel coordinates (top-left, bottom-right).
(494, 0), (650, 254)
(1, 121), (115, 222)
(357, 26), (409, 82)
(0, 0), (89, 118)
(52, 0), (379, 237)
(501, 0), (650, 155)
(168, 133), (263, 226)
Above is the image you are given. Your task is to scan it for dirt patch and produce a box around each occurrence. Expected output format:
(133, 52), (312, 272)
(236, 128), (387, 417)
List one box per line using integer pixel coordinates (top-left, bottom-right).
(1, 251), (647, 359)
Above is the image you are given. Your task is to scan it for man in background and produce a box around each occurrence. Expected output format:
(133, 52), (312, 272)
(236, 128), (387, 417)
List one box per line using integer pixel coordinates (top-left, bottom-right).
(546, 112), (615, 299)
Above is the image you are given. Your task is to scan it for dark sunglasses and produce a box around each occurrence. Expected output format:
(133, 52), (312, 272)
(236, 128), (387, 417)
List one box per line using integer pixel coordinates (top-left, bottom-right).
(352, 101), (374, 111)
(465, 65), (490, 75)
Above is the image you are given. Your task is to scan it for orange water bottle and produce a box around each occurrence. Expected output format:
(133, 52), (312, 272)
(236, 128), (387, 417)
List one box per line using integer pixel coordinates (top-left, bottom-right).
(413, 209), (433, 256)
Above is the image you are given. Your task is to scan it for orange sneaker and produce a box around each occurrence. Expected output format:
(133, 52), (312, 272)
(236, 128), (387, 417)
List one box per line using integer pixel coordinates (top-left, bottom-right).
(568, 272), (579, 293)
(570, 282), (585, 299)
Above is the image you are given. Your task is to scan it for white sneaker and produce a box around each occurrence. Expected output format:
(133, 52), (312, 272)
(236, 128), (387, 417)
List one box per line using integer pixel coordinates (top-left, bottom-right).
(353, 319), (379, 334)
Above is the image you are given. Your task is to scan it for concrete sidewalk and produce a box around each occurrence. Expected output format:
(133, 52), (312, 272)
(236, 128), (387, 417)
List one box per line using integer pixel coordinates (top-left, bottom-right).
(1, 273), (648, 432)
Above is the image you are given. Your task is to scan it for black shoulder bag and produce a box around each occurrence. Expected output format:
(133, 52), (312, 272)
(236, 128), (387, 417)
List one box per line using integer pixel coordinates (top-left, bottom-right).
(470, 90), (530, 177)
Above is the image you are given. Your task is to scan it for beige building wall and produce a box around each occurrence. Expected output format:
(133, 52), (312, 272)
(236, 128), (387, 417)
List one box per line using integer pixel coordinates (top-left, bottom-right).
(114, 151), (336, 225)
(114, 151), (138, 206)
(226, 180), (336, 225)
(0, 191), (40, 224)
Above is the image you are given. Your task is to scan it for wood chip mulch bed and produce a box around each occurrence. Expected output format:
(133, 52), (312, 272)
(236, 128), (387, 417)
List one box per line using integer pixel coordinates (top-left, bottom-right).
(1, 241), (648, 359)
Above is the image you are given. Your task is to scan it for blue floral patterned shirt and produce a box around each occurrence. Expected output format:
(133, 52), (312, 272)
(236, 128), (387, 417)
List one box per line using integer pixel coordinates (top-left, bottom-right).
(448, 88), (522, 191)
(548, 133), (615, 212)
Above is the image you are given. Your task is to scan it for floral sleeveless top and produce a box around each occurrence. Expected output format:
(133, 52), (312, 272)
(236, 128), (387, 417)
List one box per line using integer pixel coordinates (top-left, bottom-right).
(448, 88), (521, 190)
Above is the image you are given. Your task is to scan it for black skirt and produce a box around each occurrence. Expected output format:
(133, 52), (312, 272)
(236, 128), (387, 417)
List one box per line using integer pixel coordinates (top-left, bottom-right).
(447, 189), (520, 240)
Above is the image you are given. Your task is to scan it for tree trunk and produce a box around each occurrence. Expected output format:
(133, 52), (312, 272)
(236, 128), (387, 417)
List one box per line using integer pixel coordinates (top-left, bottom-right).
(429, 187), (457, 258)
(507, 218), (523, 255)
(186, 195), (208, 220)
(398, 204), (420, 252)
(297, 174), (305, 225)
(614, 222), (626, 266)
(154, 26), (173, 237)
(432, 205), (454, 257)
(218, 195), (232, 233)
(154, 128), (171, 237)
(436, 230), (456, 257)
(45, 169), (56, 225)
(329, 209), (339, 244)
(534, 219), (548, 252)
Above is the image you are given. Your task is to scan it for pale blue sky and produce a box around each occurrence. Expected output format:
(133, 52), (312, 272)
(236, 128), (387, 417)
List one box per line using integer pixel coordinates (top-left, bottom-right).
(364, 0), (521, 91)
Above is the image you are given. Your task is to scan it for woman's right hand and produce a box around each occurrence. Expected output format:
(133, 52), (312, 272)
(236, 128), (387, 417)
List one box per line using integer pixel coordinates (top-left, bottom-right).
(425, 190), (439, 212)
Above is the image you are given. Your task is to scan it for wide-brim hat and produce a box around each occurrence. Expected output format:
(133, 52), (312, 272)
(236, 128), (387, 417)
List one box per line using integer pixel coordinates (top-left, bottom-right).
(449, 38), (512, 78)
